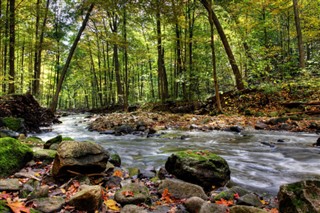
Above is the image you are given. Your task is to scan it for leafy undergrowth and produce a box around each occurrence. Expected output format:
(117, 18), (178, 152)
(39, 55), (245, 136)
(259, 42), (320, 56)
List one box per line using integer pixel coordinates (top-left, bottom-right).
(0, 159), (280, 213)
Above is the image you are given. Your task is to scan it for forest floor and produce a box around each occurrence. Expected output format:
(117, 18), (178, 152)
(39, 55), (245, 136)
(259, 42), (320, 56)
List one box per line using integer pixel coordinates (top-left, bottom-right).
(89, 86), (320, 134)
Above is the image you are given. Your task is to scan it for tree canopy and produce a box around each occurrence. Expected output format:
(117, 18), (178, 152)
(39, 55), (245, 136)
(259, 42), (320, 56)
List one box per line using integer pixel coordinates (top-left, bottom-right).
(0, 0), (319, 111)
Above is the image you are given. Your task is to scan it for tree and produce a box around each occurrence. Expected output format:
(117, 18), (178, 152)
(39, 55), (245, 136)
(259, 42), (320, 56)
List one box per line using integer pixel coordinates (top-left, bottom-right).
(202, 0), (222, 112)
(293, 0), (305, 68)
(50, 3), (94, 112)
(8, 0), (15, 94)
(200, 0), (244, 90)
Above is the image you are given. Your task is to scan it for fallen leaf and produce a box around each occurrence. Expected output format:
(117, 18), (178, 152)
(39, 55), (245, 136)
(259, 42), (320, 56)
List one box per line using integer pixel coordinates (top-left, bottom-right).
(215, 198), (234, 206)
(161, 188), (173, 204)
(260, 199), (269, 205)
(0, 191), (12, 200)
(7, 199), (30, 213)
(113, 170), (123, 178)
(233, 193), (240, 199)
(269, 208), (279, 213)
(122, 190), (134, 197)
(104, 199), (120, 211)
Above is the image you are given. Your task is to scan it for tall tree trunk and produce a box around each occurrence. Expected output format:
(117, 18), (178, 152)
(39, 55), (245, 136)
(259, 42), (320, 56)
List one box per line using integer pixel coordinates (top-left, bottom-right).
(123, 5), (129, 111)
(2, 1), (9, 93)
(156, 0), (168, 102)
(199, 0), (244, 90)
(205, 0), (222, 112)
(50, 3), (94, 112)
(33, 0), (50, 97)
(8, 0), (15, 94)
(109, 12), (124, 105)
(293, 0), (305, 68)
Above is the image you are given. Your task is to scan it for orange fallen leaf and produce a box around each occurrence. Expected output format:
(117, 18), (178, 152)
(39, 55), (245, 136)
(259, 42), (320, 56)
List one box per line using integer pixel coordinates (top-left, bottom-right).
(161, 188), (173, 204)
(215, 198), (234, 206)
(0, 191), (11, 200)
(113, 170), (123, 178)
(122, 190), (134, 197)
(7, 199), (30, 213)
(269, 208), (279, 213)
(233, 193), (240, 199)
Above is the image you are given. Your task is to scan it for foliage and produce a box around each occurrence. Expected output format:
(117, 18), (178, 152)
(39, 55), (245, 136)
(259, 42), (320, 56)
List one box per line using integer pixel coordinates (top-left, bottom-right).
(0, 0), (319, 110)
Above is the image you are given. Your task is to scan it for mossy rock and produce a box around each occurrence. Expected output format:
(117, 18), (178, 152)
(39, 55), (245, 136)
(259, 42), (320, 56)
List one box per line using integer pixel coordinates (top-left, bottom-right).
(21, 136), (44, 147)
(114, 183), (150, 205)
(278, 180), (320, 213)
(1, 117), (24, 132)
(165, 150), (230, 190)
(0, 137), (33, 178)
(62, 137), (74, 141)
(44, 135), (62, 149)
(33, 147), (57, 160)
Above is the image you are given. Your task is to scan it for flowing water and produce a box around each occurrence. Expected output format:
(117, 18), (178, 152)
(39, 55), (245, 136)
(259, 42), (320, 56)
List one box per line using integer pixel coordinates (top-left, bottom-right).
(35, 113), (320, 196)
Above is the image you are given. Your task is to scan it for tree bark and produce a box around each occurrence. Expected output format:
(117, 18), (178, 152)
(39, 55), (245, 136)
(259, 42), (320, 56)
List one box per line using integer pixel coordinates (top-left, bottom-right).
(199, 0), (244, 90)
(8, 0), (15, 94)
(293, 0), (305, 68)
(33, 0), (50, 97)
(50, 3), (94, 112)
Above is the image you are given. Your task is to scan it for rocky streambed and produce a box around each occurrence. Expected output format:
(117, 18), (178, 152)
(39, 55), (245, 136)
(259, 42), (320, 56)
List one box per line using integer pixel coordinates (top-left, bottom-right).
(0, 111), (320, 212)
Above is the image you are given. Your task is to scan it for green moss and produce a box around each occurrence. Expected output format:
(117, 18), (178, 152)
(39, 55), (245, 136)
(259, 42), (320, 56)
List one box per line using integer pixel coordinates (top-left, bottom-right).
(1, 117), (23, 132)
(62, 137), (74, 141)
(0, 137), (33, 178)
(176, 150), (223, 162)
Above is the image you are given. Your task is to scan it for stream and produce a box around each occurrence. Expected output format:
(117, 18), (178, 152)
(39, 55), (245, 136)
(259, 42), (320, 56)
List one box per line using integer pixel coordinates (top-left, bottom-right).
(35, 113), (320, 196)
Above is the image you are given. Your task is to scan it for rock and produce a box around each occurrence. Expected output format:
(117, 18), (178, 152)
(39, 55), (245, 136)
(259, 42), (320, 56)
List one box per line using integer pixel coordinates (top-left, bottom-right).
(229, 126), (242, 133)
(121, 204), (148, 213)
(128, 167), (140, 177)
(278, 180), (320, 213)
(105, 176), (122, 188)
(100, 130), (115, 135)
(214, 186), (250, 201)
(32, 197), (65, 213)
(229, 206), (268, 213)
(157, 167), (167, 180)
(138, 169), (156, 179)
(237, 193), (262, 207)
(0, 137), (33, 178)
(68, 185), (103, 212)
(158, 179), (208, 200)
(184, 197), (205, 213)
(0, 179), (20, 191)
(107, 148), (121, 167)
(200, 202), (228, 213)
(114, 183), (150, 205)
(32, 147), (57, 161)
(52, 141), (109, 178)
(260, 142), (275, 148)
(44, 135), (62, 149)
(115, 125), (134, 135)
(255, 122), (268, 130)
(0, 129), (19, 138)
(165, 150), (230, 190)
(0, 117), (25, 133)
(27, 185), (50, 200)
(313, 137), (320, 147)
(0, 94), (56, 132)
(266, 117), (288, 125)
(136, 121), (147, 131)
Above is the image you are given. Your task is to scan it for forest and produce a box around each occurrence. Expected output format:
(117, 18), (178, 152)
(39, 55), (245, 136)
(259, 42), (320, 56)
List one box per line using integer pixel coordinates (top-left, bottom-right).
(0, 0), (319, 112)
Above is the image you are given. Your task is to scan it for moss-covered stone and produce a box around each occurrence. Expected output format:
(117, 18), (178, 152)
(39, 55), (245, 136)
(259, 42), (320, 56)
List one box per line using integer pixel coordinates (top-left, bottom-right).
(21, 136), (44, 147)
(44, 135), (62, 149)
(62, 137), (74, 141)
(114, 183), (150, 205)
(165, 150), (230, 190)
(1, 117), (24, 132)
(278, 180), (320, 213)
(0, 137), (33, 178)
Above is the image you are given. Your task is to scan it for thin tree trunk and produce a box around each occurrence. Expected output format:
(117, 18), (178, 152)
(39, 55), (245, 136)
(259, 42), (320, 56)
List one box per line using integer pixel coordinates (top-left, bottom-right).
(50, 3), (94, 112)
(200, 0), (244, 90)
(123, 5), (129, 111)
(33, 0), (50, 97)
(293, 0), (305, 68)
(8, 0), (15, 94)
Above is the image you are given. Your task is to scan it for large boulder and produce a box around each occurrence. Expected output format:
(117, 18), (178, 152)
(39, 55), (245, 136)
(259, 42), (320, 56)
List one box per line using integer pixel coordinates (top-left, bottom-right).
(278, 180), (320, 213)
(0, 117), (25, 133)
(52, 141), (109, 178)
(165, 150), (230, 190)
(0, 137), (33, 178)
